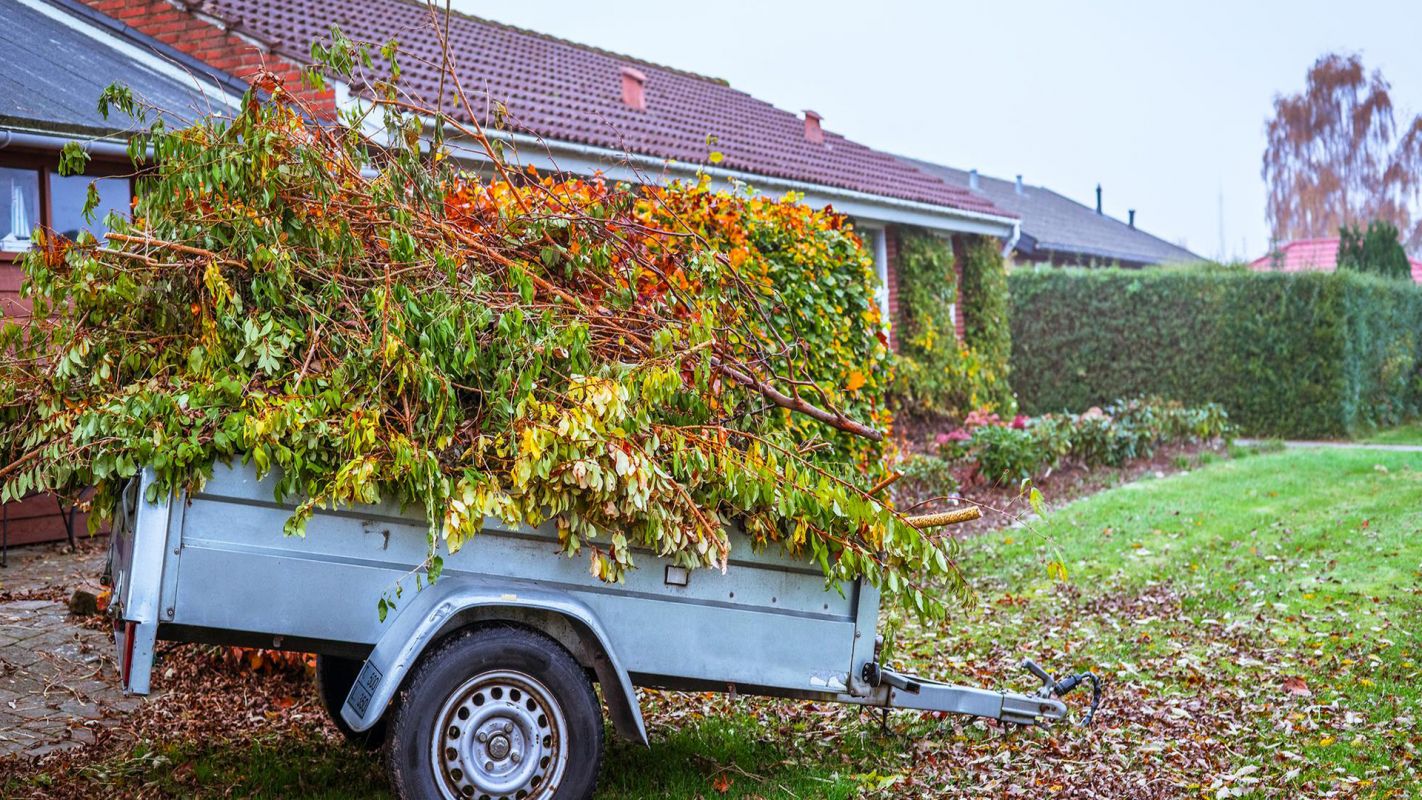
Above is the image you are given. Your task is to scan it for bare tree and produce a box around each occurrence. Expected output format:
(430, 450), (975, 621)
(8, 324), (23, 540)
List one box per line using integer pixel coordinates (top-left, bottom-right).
(1263, 53), (1422, 254)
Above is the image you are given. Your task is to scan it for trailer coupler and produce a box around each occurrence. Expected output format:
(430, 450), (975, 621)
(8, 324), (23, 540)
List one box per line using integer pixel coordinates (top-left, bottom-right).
(862, 658), (1101, 727)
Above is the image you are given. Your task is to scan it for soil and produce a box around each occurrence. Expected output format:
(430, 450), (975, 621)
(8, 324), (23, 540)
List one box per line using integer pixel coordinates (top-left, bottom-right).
(892, 435), (1229, 538)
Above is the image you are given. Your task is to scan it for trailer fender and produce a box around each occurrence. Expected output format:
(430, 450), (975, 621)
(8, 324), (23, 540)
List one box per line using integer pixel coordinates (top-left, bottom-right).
(340, 576), (647, 745)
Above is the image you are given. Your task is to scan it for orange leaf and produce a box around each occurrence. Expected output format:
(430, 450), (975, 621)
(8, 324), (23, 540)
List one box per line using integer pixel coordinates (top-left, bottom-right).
(711, 773), (732, 794)
(846, 370), (867, 392)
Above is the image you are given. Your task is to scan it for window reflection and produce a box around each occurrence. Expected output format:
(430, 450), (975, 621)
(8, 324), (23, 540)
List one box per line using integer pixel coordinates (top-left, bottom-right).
(49, 173), (130, 242)
(0, 167), (40, 252)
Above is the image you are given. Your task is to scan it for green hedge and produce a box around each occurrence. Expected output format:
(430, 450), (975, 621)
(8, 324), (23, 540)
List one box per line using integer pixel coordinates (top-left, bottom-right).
(1008, 265), (1422, 437)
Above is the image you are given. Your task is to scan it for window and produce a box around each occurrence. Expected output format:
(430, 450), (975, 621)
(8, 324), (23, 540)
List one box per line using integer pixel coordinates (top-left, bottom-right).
(49, 172), (130, 242)
(0, 167), (40, 253)
(0, 156), (134, 257)
(857, 224), (891, 327)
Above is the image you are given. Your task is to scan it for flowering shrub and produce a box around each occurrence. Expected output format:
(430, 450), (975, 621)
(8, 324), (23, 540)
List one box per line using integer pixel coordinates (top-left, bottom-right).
(920, 398), (1233, 485)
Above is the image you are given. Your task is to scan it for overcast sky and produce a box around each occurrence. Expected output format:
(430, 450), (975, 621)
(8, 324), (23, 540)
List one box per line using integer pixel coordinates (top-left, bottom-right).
(449, 1), (1422, 262)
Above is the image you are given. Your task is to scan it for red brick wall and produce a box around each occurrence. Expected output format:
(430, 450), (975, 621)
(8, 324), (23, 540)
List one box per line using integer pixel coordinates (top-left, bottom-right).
(0, 263), (27, 321)
(78, 0), (335, 114)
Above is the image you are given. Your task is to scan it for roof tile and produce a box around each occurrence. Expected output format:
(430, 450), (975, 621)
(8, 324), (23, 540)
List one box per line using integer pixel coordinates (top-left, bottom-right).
(197, 0), (1010, 218)
(1249, 238), (1422, 283)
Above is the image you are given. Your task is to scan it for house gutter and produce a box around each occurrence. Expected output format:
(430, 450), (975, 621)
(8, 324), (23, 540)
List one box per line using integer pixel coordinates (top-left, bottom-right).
(0, 128), (133, 159)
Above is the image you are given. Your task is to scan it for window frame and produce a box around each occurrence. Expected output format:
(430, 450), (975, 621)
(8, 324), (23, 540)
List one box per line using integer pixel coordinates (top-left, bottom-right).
(854, 221), (892, 330)
(0, 149), (136, 263)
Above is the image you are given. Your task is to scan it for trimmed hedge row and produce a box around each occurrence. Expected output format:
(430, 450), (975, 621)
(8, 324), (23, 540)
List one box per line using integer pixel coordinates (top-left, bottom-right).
(1008, 266), (1422, 438)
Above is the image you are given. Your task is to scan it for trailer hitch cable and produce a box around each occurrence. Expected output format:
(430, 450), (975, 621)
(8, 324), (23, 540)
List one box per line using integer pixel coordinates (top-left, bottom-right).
(1021, 660), (1102, 726)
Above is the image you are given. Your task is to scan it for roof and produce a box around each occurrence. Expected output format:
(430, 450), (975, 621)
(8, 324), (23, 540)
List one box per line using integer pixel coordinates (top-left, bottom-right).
(191, 0), (1011, 220)
(1249, 238), (1422, 283)
(0, 0), (241, 139)
(900, 158), (1201, 266)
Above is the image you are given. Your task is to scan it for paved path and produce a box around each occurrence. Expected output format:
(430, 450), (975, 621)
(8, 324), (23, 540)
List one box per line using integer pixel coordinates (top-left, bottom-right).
(0, 539), (141, 759)
(1236, 438), (1422, 453)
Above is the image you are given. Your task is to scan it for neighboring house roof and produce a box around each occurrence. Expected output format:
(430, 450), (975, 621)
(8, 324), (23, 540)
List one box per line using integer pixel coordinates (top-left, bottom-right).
(189, 0), (1011, 223)
(1249, 238), (1422, 283)
(900, 158), (1201, 266)
(0, 0), (242, 141)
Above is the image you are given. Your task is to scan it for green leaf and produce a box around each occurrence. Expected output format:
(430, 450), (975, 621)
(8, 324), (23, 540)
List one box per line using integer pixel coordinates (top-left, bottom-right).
(1028, 487), (1044, 517)
(58, 142), (90, 177)
(82, 182), (101, 224)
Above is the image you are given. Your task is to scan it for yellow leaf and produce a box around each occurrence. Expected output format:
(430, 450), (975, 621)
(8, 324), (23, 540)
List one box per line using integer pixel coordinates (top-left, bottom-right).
(708, 151), (724, 165)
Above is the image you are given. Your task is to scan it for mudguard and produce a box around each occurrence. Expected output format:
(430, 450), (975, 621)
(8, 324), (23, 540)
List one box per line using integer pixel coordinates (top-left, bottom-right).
(340, 575), (648, 745)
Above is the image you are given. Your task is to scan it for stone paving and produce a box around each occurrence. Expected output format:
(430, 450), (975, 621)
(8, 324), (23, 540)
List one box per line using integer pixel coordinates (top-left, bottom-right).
(0, 538), (142, 758)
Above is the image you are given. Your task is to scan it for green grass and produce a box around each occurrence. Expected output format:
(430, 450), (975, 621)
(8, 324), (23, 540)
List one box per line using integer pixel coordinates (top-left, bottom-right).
(1361, 421), (1422, 445)
(11, 445), (1422, 797)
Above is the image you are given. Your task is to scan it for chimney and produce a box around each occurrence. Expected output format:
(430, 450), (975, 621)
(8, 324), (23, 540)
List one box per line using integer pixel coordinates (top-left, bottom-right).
(1095, 183), (1103, 215)
(968, 169), (980, 190)
(803, 110), (824, 144)
(1015, 174), (1024, 195)
(620, 67), (647, 110)
(1128, 209), (1136, 229)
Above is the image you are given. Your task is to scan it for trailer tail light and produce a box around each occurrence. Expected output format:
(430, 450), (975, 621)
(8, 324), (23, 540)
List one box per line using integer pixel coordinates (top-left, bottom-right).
(119, 620), (136, 691)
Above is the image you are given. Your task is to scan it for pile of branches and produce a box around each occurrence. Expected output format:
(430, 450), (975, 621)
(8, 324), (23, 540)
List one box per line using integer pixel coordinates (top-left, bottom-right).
(0, 34), (967, 616)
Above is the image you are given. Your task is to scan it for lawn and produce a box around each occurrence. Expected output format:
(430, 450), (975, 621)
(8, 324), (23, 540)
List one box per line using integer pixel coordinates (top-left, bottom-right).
(7, 445), (1420, 798)
(1363, 422), (1422, 446)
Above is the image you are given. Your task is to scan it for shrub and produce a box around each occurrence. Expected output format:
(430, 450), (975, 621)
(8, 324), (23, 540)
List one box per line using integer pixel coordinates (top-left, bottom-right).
(1338, 221), (1411, 281)
(970, 424), (1056, 484)
(923, 398), (1232, 486)
(1009, 265), (1422, 438)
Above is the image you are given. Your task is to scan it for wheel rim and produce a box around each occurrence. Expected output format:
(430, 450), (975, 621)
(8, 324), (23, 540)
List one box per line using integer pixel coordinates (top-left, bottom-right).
(431, 669), (569, 800)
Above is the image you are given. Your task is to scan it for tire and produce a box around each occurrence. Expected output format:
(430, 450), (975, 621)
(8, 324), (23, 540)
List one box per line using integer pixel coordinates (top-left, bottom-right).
(386, 626), (604, 800)
(316, 654), (387, 749)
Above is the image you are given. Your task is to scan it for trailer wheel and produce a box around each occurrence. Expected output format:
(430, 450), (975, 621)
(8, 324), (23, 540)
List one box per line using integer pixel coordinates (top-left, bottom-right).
(386, 626), (603, 800)
(315, 655), (386, 749)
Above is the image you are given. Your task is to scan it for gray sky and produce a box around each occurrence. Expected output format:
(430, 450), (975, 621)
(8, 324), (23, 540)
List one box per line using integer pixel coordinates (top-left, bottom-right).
(449, 1), (1422, 262)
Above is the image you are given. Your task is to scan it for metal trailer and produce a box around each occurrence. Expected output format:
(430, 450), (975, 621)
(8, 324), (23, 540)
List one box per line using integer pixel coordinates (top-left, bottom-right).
(105, 461), (1095, 800)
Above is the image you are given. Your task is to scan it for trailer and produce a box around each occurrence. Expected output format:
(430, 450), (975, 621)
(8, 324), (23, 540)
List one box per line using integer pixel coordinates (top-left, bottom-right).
(104, 461), (1097, 799)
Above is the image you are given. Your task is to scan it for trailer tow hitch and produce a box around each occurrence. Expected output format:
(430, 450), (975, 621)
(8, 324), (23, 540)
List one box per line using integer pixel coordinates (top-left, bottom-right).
(862, 658), (1102, 727)
(1020, 659), (1102, 726)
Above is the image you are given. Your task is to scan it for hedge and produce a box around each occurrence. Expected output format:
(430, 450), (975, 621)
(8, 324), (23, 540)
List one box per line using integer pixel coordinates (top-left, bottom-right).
(1008, 265), (1422, 438)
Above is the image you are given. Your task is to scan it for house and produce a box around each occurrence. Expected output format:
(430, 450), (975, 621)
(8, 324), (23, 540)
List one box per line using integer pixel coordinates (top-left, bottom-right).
(0, 0), (255, 550)
(901, 158), (1200, 268)
(3, 0), (1019, 546)
(1249, 238), (1422, 282)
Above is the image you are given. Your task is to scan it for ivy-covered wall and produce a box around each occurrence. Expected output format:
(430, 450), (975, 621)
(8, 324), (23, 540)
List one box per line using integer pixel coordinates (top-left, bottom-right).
(888, 227), (1015, 419)
(958, 235), (1015, 411)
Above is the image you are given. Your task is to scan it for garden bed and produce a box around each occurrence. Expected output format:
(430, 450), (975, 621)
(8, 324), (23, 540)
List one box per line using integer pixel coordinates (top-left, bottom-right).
(900, 439), (1228, 538)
